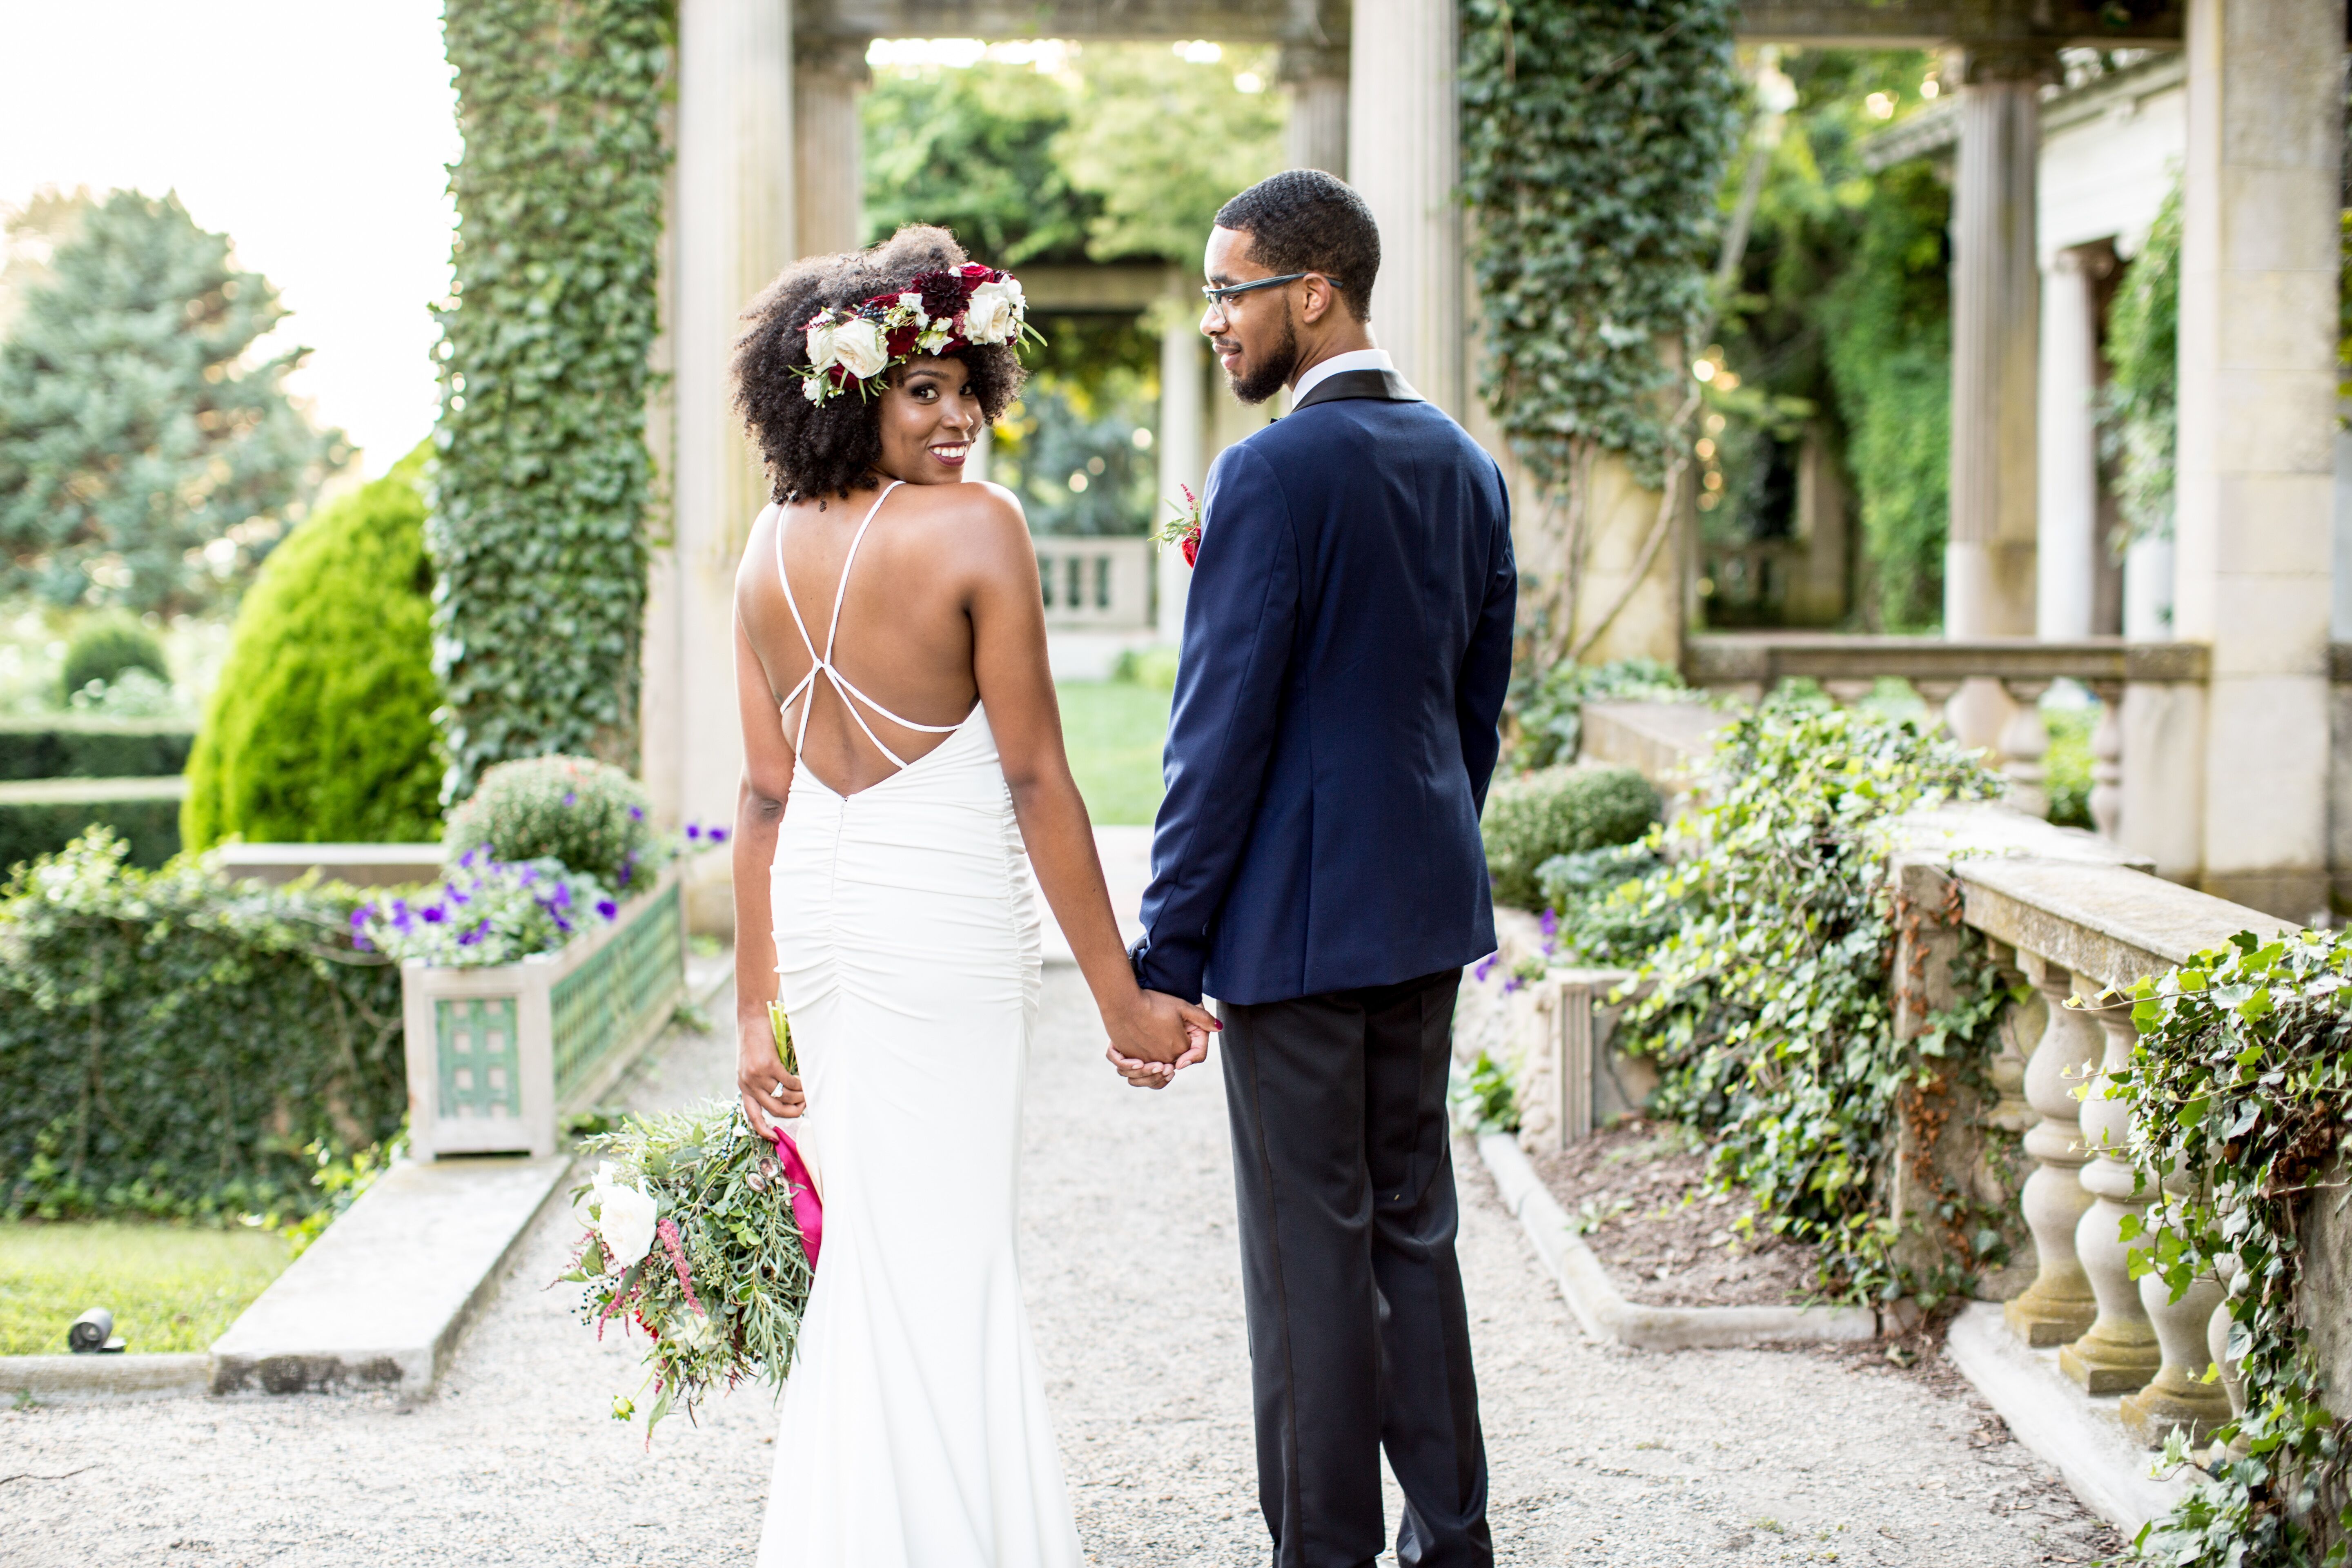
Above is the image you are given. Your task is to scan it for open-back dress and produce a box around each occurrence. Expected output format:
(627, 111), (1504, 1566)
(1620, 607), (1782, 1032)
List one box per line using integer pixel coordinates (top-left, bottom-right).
(752, 482), (1083, 1567)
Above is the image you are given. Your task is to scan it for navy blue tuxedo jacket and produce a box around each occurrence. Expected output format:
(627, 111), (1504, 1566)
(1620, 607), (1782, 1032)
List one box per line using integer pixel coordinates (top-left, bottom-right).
(1129, 378), (1517, 1006)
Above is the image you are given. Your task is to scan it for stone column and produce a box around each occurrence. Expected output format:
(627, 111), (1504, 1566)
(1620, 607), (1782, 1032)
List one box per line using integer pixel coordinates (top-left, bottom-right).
(1945, 47), (2051, 642)
(2123, 1262), (2232, 1445)
(2171, 0), (2342, 919)
(1348, 0), (1462, 418)
(2060, 991), (2161, 1393)
(2003, 956), (2102, 1346)
(795, 36), (869, 259)
(1156, 292), (1207, 645)
(2037, 247), (2101, 639)
(668, 0), (793, 932)
(1281, 43), (1349, 177)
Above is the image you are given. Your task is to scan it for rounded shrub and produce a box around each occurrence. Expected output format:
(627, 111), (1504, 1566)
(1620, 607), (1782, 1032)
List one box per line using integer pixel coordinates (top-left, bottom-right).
(1481, 764), (1661, 909)
(182, 452), (442, 849)
(441, 754), (660, 891)
(60, 615), (168, 701)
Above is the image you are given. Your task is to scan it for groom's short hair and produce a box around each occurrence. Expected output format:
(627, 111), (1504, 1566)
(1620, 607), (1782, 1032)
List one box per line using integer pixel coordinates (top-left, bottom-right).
(1213, 171), (1379, 323)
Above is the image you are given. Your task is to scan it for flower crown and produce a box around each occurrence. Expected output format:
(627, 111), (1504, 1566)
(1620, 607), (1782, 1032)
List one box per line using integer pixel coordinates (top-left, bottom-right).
(797, 263), (1036, 406)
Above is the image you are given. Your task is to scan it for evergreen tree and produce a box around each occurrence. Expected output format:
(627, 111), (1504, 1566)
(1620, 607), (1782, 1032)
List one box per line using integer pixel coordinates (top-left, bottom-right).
(0, 189), (347, 615)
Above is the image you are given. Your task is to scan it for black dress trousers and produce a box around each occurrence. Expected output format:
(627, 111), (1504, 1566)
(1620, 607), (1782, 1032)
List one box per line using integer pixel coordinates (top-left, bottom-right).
(1217, 966), (1492, 1568)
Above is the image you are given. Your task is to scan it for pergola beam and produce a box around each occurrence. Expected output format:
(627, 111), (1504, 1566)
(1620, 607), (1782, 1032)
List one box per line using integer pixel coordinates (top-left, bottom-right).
(794, 0), (1348, 43)
(1733, 0), (2184, 48)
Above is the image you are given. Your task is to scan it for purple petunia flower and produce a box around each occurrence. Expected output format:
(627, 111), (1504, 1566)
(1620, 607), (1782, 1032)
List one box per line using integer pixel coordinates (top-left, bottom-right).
(421, 904), (447, 924)
(617, 863), (632, 887)
(352, 933), (374, 953)
(448, 886), (469, 906)
(1502, 976), (1523, 995)
(554, 915), (572, 935)
(460, 848), (479, 869)
(709, 826), (729, 844)
(459, 924), (483, 947)
(552, 883), (572, 908)
(630, 806), (644, 822)
(350, 908), (370, 931)
(1539, 909), (1558, 940)
(392, 907), (414, 933)
(564, 791), (577, 806)
(686, 824), (702, 842)
(1472, 953), (1499, 983)
(596, 898), (618, 920)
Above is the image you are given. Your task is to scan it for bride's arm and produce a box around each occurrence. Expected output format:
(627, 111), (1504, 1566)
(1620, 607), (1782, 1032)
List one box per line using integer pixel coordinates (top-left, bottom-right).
(732, 542), (804, 1132)
(963, 486), (1217, 1075)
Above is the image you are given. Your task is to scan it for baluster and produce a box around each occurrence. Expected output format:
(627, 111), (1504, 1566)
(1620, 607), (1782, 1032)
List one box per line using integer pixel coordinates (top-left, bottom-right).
(2088, 680), (2124, 840)
(2003, 955), (2102, 1345)
(1981, 941), (2034, 1134)
(2122, 1256), (2231, 1446)
(1998, 678), (2052, 819)
(1822, 678), (1875, 709)
(1913, 678), (1960, 733)
(2060, 987), (2162, 1393)
(2205, 1292), (2251, 1464)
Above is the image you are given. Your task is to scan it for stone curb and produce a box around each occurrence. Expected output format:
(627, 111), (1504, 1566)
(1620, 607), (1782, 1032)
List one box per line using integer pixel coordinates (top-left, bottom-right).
(1476, 1132), (1882, 1351)
(0, 1352), (212, 1403)
(1942, 1301), (2193, 1538)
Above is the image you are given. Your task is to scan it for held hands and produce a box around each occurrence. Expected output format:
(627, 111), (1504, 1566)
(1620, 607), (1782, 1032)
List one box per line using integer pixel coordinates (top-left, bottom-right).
(1101, 988), (1220, 1091)
(737, 1015), (806, 1132)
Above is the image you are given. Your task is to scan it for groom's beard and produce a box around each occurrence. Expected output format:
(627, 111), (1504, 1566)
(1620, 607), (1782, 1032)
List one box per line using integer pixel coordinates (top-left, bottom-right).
(1227, 310), (1299, 406)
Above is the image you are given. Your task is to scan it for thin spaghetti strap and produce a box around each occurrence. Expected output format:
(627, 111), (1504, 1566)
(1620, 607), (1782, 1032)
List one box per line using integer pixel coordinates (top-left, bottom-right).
(772, 480), (967, 773)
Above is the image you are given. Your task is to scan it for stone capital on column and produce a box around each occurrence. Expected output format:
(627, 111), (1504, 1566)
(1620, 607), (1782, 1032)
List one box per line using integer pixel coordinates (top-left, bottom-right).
(795, 34), (870, 260)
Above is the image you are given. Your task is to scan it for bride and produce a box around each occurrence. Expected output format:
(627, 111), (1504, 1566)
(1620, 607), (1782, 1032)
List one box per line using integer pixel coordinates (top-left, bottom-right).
(726, 226), (1216, 1565)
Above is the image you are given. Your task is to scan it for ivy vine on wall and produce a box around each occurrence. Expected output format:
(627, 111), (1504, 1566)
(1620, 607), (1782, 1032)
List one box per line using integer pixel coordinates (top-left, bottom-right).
(431, 0), (673, 801)
(2101, 173), (2181, 552)
(1459, 0), (1742, 661)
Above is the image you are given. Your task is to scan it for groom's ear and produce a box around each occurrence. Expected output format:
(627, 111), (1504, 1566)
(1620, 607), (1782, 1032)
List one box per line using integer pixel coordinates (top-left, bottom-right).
(1297, 274), (1342, 327)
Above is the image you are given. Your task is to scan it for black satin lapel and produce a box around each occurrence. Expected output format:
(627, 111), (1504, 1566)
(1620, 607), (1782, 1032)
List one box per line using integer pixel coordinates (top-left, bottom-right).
(1290, 369), (1423, 411)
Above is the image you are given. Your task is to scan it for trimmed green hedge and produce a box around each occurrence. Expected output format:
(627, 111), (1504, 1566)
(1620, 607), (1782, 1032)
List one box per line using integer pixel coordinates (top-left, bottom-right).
(0, 718), (194, 781)
(183, 457), (442, 850)
(1482, 765), (1661, 909)
(0, 779), (183, 875)
(0, 831), (403, 1221)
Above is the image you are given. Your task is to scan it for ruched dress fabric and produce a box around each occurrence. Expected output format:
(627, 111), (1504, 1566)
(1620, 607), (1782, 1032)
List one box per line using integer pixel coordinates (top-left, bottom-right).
(752, 494), (1083, 1568)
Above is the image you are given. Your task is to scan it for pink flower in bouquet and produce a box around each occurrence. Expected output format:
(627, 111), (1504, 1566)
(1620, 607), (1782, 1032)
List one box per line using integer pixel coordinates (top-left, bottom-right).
(1157, 485), (1203, 568)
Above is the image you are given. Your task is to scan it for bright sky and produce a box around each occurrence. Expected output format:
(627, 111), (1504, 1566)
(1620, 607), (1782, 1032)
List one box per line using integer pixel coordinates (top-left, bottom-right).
(0, 2), (460, 476)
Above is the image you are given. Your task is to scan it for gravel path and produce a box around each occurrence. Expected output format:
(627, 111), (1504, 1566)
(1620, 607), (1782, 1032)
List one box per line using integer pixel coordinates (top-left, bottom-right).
(2, 970), (2117, 1566)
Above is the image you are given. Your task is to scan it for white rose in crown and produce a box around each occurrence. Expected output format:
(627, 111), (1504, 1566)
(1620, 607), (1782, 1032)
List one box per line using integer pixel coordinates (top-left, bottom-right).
(962, 278), (1024, 345)
(804, 316), (840, 373)
(831, 316), (890, 380)
(592, 1170), (659, 1271)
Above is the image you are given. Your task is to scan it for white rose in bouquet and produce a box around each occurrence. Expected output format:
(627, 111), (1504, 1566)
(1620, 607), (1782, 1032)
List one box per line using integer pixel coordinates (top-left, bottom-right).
(896, 291), (929, 325)
(831, 317), (890, 380)
(962, 278), (1024, 344)
(595, 1177), (659, 1270)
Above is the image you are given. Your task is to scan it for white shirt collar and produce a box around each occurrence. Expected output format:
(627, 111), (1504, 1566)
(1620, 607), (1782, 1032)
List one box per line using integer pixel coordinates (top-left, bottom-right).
(1289, 348), (1396, 409)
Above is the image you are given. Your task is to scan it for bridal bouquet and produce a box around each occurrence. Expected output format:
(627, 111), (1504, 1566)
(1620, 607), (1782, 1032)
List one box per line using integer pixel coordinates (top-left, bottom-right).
(561, 1096), (816, 1438)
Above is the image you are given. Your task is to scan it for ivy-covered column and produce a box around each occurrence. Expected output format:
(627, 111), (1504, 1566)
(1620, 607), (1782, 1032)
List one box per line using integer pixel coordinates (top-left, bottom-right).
(662, 0), (793, 929)
(2171, 0), (2341, 919)
(432, 0), (674, 800)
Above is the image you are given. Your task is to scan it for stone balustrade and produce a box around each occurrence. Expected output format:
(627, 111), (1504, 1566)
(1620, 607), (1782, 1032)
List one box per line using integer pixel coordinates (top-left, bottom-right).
(1682, 633), (2210, 842)
(1033, 536), (1153, 631)
(1571, 698), (2306, 1454)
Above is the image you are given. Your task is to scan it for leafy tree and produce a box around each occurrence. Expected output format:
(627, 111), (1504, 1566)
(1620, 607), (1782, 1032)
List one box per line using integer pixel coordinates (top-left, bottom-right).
(2100, 174), (2178, 548)
(863, 63), (1096, 265)
(0, 190), (346, 615)
(1054, 44), (1284, 263)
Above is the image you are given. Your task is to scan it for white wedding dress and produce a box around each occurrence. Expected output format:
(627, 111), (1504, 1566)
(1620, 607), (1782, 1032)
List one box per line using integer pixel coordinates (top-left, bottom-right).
(753, 483), (1084, 1568)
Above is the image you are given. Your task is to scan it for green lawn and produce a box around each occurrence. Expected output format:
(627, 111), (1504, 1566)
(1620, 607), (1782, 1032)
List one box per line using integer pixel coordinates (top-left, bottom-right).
(0, 1222), (292, 1355)
(1058, 679), (1169, 827)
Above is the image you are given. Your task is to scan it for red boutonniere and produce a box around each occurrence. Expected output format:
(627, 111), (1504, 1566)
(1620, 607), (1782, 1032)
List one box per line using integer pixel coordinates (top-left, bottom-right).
(1157, 485), (1203, 567)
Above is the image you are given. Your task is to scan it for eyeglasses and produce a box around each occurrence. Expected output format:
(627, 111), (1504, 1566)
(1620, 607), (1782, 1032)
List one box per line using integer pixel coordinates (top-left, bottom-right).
(1200, 272), (1343, 307)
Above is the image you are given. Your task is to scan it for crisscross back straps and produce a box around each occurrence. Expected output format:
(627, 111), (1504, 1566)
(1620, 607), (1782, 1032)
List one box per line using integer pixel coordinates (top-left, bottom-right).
(773, 481), (963, 770)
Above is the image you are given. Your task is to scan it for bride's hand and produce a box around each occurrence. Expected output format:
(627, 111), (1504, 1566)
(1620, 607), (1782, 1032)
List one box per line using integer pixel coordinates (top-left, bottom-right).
(737, 1020), (806, 1131)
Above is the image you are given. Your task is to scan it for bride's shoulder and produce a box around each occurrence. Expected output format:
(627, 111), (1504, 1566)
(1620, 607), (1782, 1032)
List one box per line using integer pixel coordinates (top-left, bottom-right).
(894, 480), (1030, 553)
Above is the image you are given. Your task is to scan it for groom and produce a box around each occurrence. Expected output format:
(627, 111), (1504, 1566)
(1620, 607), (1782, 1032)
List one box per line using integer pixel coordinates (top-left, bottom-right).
(1123, 170), (1514, 1568)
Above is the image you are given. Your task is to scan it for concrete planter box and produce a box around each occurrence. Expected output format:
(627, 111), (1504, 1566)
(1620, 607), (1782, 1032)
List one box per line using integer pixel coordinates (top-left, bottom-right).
(401, 862), (686, 1158)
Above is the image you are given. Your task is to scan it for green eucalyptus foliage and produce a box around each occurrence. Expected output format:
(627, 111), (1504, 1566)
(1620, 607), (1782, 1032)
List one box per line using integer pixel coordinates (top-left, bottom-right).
(0, 830), (403, 1220)
(430, 0), (672, 800)
(1460, 0), (1743, 489)
(0, 190), (347, 615)
(1822, 160), (1952, 631)
(59, 616), (167, 701)
(2102, 174), (2180, 548)
(181, 456), (442, 850)
(1481, 764), (1662, 910)
(1597, 694), (2009, 1299)
(2111, 929), (2352, 1568)
(441, 753), (664, 890)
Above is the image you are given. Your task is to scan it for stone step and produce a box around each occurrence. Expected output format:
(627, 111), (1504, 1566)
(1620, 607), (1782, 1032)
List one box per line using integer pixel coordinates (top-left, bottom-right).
(209, 1153), (571, 1397)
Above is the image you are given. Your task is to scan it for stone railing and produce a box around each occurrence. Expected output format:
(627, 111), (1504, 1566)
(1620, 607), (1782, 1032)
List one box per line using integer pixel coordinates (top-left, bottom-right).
(1683, 634), (2210, 858)
(1034, 536), (1152, 631)
(1562, 695), (2305, 1455)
